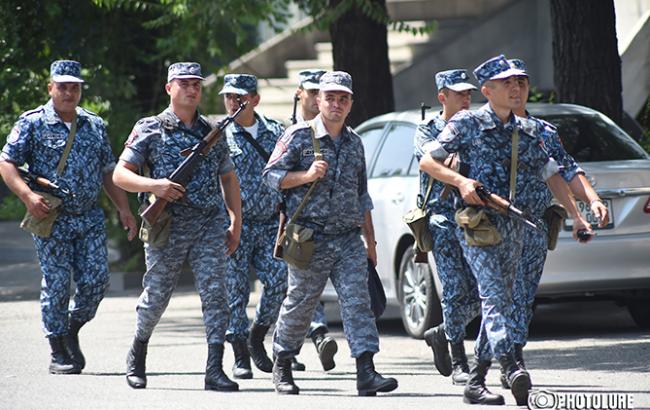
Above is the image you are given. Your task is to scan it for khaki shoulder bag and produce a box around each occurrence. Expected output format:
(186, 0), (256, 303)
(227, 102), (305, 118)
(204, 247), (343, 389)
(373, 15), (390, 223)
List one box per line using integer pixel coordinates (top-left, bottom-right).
(275, 122), (320, 269)
(21, 116), (77, 237)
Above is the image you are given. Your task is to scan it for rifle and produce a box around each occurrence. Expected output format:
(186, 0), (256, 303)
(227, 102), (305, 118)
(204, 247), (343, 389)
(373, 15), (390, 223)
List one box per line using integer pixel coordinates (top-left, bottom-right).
(290, 95), (299, 125)
(475, 185), (542, 230)
(420, 102), (431, 121)
(18, 168), (73, 198)
(140, 101), (249, 225)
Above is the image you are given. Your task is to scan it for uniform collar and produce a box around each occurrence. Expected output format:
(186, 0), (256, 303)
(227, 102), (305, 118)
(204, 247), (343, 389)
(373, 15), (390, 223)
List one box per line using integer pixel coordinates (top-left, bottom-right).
(477, 103), (517, 131)
(43, 99), (89, 125)
(161, 106), (205, 131)
(231, 111), (268, 134)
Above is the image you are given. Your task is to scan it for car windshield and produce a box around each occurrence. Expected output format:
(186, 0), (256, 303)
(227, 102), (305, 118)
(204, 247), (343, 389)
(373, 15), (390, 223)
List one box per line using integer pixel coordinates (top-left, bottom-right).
(538, 113), (650, 162)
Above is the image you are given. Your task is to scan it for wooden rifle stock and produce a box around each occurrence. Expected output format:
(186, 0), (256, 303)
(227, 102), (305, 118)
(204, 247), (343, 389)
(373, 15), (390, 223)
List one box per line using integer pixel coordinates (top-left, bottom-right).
(18, 168), (73, 197)
(140, 101), (249, 225)
(273, 208), (286, 259)
(475, 185), (540, 230)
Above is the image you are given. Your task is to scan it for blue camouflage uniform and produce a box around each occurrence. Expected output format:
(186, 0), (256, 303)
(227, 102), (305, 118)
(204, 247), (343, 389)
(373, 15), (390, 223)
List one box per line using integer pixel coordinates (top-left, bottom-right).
(264, 110), (378, 359)
(296, 69), (330, 338)
(414, 69), (480, 344)
(1, 61), (115, 338)
(222, 79), (287, 341)
(121, 94), (234, 344)
(426, 60), (559, 364)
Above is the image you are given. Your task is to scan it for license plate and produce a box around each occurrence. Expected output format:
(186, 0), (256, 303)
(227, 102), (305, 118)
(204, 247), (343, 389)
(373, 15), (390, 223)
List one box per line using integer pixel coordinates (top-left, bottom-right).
(564, 198), (614, 230)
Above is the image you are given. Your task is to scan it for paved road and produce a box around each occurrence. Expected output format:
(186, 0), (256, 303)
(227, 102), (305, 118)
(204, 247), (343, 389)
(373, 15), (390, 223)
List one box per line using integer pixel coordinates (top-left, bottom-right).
(1, 221), (649, 410)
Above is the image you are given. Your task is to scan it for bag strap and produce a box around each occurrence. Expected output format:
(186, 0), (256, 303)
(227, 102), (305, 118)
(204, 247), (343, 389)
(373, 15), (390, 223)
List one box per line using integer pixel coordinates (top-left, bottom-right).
(420, 177), (434, 210)
(55, 113), (78, 176)
(287, 121), (320, 224)
(509, 128), (519, 202)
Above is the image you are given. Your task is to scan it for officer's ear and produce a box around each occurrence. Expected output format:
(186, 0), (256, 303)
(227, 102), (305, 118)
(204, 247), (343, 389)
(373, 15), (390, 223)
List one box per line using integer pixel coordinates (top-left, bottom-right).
(165, 82), (173, 96)
(481, 83), (492, 99)
(437, 90), (446, 105)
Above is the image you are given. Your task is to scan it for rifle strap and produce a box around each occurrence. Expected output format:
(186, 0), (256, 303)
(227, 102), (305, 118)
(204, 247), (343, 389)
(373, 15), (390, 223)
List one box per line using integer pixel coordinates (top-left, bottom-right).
(439, 153), (457, 201)
(55, 113), (77, 176)
(420, 176), (434, 210)
(239, 128), (271, 162)
(287, 121), (319, 224)
(509, 128), (519, 202)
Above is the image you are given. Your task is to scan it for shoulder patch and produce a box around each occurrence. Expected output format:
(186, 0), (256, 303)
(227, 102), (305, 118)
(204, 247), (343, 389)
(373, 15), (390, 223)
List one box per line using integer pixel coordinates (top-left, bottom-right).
(19, 106), (45, 119)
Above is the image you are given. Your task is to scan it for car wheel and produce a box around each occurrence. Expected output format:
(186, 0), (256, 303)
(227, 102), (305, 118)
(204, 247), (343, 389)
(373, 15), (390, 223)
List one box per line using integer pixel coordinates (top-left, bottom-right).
(627, 300), (650, 329)
(397, 246), (443, 339)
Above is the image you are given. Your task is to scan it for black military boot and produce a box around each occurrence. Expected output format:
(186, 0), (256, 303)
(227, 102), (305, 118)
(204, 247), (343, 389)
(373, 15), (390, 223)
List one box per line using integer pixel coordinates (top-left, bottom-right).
(64, 319), (86, 370)
(499, 353), (531, 406)
(48, 336), (81, 375)
(450, 342), (470, 385)
(231, 339), (253, 379)
(463, 359), (505, 405)
(205, 344), (239, 392)
(311, 329), (338, 371)
(273, 357), (299, 395)
(355, 351), (398, 396)
(423, 324), (452, 376)
(126, 337), (148, 389)
(291, 356), (306, 371)
(500, 343), (527, 389)
(247, 323), (273, 373)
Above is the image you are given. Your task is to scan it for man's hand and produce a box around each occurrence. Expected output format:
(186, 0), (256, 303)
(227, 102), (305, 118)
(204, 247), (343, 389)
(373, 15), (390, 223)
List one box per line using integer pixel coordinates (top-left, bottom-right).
(151, 179), (185, 202)
(305, 159), (328, 182)
(366, 240), (377, 267)
(572, 214), (594, 243)
(458, 179), (485, 206)
(225, 225), (241, 256)
(118, 209), (138, 241)
(590, 199), (609, 228)
(25, 191), (51, 220)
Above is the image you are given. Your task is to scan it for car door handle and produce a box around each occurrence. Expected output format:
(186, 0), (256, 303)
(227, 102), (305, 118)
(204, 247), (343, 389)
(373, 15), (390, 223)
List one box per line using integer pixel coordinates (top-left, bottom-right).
(392, 192), (405, 204)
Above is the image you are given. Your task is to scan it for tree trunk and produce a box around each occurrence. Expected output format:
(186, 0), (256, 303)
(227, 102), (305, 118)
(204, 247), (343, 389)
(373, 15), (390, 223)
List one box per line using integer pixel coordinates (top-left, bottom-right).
(329, 0), (394, 127)
(550, 0), (622, 125)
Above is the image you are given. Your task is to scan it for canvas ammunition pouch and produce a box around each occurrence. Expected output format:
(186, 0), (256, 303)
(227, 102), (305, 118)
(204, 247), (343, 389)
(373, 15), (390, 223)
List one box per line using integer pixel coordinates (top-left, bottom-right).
(274, 121), (319, 269)
(21, 115), (77, 238)
(455, 207), (502, 247)
(138, 197), (171, 247)
(543, 204), (567, 250)
(403, 177), (434, 253)
(20, 192), (62, 238)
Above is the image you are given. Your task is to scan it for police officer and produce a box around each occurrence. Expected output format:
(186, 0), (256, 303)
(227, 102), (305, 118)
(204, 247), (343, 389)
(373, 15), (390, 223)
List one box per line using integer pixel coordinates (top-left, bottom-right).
(293, 69), (338, 372)
(505, 58), (605, 386)
(112, 62), (242, 392)
(419, 55), (590, 406)
(263, 71), (398, 396)
(219, 73), (289, 378)
(0, 60), (137, 375)
(415, 69), (480, 385)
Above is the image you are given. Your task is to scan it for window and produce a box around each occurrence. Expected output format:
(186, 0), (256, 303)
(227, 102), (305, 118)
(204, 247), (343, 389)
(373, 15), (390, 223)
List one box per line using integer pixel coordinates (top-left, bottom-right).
(358, 126), (386, 172)
(540, 114), (649, 162)
(371, 123), (417, 178)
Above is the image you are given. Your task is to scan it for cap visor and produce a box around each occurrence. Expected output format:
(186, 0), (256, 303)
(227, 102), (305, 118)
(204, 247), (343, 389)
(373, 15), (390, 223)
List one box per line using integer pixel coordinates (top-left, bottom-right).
(170, 74), (204, 81)
(319, 84), (353, 94)
(52, 75), (84, 83)
(490, 68), (528, 81)
(301, 81), (320, 90)
(218, 86), (250, 95)
(447, 83), (477, 92)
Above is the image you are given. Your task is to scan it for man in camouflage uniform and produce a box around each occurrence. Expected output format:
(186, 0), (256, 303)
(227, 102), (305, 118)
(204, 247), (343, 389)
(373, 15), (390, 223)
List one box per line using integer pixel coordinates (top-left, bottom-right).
(414, 69), (480, 385)
(263, 71), (398, 396)
(219, 73), (290, 378)
(0, 60), (137, 375)
(504, 58), (603, 388)
(113, 62), (242, 392)
(292, 69), (339, 372)
(419, 55), (590, 406)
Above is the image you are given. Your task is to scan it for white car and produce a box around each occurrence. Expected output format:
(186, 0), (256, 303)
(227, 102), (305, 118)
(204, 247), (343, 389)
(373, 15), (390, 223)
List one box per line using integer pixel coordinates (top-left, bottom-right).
(322, 103), (650, 338)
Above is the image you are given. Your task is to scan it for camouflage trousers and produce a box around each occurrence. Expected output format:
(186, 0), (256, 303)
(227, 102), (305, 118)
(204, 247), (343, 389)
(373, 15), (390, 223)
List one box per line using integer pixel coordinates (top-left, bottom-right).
(33, 209), (109, 337)
(458, 216), (524, 362)
(511, 222), (549, 346)
(430, 219), (480, 344)
(307, 302), (328, 338)
(273, 229), (379, 359)
(135, 208), (229, 344)
(225, 219), (287, 341)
